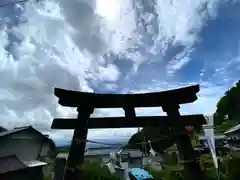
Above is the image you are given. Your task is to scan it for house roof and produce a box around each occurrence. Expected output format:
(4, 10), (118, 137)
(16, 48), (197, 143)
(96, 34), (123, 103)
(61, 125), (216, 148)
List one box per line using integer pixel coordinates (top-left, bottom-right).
(85, 148), (120, 156)
(84, 147), (142, 157)
(0, 155), (47, 174)
(0, 126), (30, 137)
(57, 148), (142, 159)
(199, 135), (225, 140)
(225, 124), (240, 135)
(0, 126), (56, 148)
(0, 126), (47, 138)
(23, 160), (47, 168)
(0, 155), (27, 174)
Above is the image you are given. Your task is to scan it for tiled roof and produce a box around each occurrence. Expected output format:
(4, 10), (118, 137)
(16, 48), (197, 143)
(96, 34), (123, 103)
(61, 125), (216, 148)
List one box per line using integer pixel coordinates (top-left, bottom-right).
(0, 155), (27, 174)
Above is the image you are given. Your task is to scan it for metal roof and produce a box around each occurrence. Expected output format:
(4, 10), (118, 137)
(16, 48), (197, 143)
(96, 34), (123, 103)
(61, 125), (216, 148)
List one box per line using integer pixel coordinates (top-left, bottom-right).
(85, 148), (119, 156)
(0, 155), (27, 174)
(85, 148), (142, 157)
(225, 124), (240, 134)
(0, 126), (30, 137)
(23, 160), (47, 168)
(130, 168), (153, 180)
(0, 155), (48, 174)
(199, 135), (225, 140)
(0, 126), (55, 145)
(57, 148), (142, 159)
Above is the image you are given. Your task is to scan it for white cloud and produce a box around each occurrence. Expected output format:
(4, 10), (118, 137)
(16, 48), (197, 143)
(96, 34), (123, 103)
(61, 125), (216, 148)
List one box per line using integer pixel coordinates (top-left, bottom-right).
(166, 46), (194, 75)
(0, 0), (231, 143)
(153, 0), (222, 74)
(0, 0), (138, 140)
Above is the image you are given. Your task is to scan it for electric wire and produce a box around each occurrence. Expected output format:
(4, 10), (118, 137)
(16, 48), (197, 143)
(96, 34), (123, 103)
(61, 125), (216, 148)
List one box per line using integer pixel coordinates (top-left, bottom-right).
(68, 131), (185, 148)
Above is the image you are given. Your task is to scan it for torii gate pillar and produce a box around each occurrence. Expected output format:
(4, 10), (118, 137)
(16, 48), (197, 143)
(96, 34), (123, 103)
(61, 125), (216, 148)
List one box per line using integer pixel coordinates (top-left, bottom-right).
(162, 104), (203, 180)
(63, 107), (94, 180)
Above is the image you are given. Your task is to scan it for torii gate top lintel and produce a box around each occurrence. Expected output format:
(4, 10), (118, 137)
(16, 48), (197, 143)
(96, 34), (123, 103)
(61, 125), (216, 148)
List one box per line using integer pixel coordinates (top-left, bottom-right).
(54, 84), (200, 108)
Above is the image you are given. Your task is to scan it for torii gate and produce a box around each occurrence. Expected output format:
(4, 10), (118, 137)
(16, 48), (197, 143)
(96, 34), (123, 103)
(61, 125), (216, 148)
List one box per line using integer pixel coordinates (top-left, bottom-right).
(51, 84), (206, 180)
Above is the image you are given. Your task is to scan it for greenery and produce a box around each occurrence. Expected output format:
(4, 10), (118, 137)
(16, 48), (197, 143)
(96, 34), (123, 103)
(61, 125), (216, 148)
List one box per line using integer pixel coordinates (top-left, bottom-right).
(57, 147), (70, 153)
(82, 161), (120, 180)
(82, 154), (240, 180)
(127, 80), (240, 154)
(127, 127), (177, 154)
(44, 151), (240, 180)
(214, 80), (240, 127)
(0, 126), (7, 132)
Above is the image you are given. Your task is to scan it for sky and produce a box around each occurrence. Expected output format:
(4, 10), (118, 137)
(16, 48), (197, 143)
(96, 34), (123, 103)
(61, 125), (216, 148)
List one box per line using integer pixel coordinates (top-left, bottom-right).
(0, 0), (240, 145)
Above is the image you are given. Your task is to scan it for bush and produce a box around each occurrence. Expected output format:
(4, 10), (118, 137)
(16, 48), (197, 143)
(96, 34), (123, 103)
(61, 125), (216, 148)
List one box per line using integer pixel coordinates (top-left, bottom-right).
(44, 175), (53, 180)
(82, 161), (120, 180)
(164, 152), (179, 165)
(224, 154), (240, 180)
(199, 153), (240, 180)
(147, 165), (184, 180)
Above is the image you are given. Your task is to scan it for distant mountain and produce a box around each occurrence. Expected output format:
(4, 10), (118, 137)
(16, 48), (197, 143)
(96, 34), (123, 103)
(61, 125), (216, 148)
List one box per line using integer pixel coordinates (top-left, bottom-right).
(56, 137), (129, 149)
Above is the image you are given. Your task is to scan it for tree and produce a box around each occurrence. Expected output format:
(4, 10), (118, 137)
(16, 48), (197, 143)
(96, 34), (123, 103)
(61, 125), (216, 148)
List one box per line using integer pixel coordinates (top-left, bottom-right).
(0, 126), (7, 133)
(127, 127), (177, 154)
(214, 80), (240, 126)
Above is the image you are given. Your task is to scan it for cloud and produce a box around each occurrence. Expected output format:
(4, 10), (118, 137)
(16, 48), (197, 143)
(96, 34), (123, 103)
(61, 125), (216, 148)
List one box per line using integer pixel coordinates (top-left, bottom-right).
(0, 0), (236, 143)
(0, 0), (138, 139)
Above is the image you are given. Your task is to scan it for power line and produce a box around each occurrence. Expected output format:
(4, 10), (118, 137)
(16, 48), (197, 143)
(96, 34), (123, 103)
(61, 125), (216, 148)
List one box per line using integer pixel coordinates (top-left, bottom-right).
(69, 132), (183, 148)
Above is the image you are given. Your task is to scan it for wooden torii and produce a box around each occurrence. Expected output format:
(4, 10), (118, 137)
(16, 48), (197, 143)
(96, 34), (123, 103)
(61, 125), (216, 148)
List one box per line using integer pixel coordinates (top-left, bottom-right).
(51, 84), (206, 180)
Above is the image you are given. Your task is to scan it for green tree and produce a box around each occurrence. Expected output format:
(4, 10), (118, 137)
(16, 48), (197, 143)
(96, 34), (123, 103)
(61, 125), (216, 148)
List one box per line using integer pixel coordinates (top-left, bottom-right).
(127, 127), (177, 154)
(0, 126), (7, 132)
(214, 80), (240, 126)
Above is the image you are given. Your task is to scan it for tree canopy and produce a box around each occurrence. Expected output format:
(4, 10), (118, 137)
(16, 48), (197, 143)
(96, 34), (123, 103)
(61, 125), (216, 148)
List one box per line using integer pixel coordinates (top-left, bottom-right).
(0, 126), (7, 133)
(127, 80), (240, 152)
(127, 127), (177, 154)
(214, 80), (240, 127)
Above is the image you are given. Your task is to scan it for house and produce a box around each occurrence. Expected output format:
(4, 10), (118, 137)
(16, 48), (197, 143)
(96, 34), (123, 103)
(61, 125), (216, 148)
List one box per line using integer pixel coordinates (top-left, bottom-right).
(58, 146), (165, 171)
(0, 155), (47, 180)
(0, 126), (57, 176)
(225, 124), (240, 151)
(58, 147), (144, 168)
(119, 148), (143, 168)
(225, 124), (240, 136)
(199, 135), (226, 148)
(84, 147), (120, 163)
